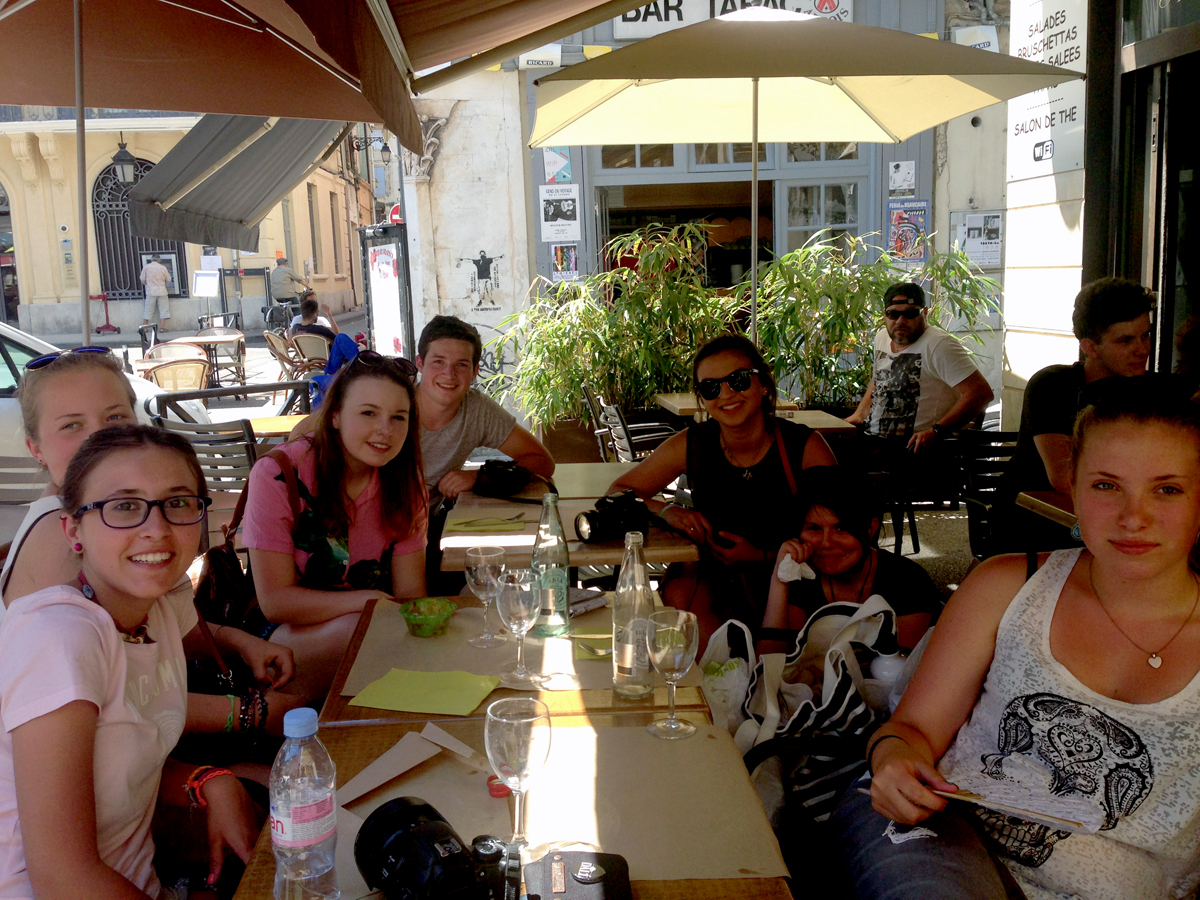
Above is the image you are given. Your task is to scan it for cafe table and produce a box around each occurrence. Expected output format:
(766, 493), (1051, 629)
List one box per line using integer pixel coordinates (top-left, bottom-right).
(247, 413), (308, 441)
(653, 393), (855, 434)
(232, 712), (794, 900)
(451, 462), (640, 507)
(441, 496), (699, 571)
(320, 595), (708, 728)
(167, 333), (247, 387)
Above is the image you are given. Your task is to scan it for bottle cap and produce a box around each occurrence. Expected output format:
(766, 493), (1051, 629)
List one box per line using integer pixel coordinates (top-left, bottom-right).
(283, 707), (318, 738)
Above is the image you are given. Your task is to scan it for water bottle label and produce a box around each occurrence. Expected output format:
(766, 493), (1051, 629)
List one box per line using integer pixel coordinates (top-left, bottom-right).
(615, 637), (637, 675)
(539, 567), (570, 616)
(270, 795), (337, 848)
(632, 618), (650, 669)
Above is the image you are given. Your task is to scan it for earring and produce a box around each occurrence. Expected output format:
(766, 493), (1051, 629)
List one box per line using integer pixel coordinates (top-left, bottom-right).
(73, 543), (83, 553)
(1070, 523), (1082, 542)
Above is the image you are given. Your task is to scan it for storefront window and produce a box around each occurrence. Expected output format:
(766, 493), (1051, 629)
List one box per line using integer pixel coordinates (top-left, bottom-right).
(786, 181), (860, 252)
(694, 143), (767, 165)
(785, 142), (858, 163)
(1123, 0), (1200, 43)
(600, 144), (674, 168)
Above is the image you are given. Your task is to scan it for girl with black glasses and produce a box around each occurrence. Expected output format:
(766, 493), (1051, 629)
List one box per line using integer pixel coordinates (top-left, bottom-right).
(607, 333), (837, 648)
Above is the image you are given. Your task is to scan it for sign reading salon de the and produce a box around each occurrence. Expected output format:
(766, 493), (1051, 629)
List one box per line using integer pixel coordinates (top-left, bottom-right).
(614, 0), (852, 40)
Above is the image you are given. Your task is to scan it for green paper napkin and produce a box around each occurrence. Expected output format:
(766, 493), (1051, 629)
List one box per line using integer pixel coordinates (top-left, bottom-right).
(350, 668), (501, 715)
(445, 516), (527, 534)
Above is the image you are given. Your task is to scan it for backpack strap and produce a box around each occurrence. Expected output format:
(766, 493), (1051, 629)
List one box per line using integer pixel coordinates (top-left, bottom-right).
(265, 447), (302, 522)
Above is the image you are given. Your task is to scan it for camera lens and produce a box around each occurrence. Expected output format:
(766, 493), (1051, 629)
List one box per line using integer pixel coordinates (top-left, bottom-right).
(575, 511), (593, 542)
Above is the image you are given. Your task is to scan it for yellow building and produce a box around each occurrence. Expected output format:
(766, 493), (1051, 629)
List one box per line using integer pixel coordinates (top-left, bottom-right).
(0, 108), (366, 338)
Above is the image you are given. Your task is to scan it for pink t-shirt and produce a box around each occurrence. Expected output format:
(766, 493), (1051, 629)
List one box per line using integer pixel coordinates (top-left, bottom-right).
(0, 582), (195, 899)
(241, 439), (427, 596)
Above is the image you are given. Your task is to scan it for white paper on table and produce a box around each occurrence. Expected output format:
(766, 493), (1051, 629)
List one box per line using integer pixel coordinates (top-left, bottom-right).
(338, 732), (442, 804)
(421, 722), (490, 769)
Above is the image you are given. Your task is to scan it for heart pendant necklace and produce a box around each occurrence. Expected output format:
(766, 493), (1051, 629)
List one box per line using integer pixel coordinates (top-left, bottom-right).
(1088, 558), (1199, 669)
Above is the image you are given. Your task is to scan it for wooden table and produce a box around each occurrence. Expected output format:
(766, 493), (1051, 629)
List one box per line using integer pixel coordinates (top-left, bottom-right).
(653, 393), (855, 434)
(248, 414), (308, 440)
(440, 497), (699, 571)
(1016, 490), (1077, 528)
(232, 714), (794, 900)
(319, 597), (709, 727)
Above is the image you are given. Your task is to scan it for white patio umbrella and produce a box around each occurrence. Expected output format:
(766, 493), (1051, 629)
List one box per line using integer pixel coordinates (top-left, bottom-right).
(530, 7), (1084, 340)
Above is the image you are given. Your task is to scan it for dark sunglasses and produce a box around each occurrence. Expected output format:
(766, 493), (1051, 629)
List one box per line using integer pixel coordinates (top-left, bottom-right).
(884, 308), (923, 321)
(74, 495), (212, 529)
(696, 368), (760, 400)
(349, 350), (419, 379)
(25, 346), (111, 371)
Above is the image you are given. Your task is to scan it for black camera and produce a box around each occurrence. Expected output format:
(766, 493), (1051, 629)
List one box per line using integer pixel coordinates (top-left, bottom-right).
(355, 797), (520, 900)
(574, 490), (650, 544)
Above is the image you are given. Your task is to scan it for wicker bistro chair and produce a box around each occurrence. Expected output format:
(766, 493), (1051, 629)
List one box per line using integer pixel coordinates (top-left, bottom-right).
(291, 332), (331, 365)
(263, 331), (323, 400)
(148, 359), (211, 392)
(196, 326), (247, 386)
(145, 341), (208, 362)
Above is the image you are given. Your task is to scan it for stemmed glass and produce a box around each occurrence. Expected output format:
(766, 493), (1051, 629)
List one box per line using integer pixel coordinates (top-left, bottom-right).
(645, 609), (700, 739)
(496, 570), (547, 689)
(465, 546), (507, 648)
(485, 697), (551, 850)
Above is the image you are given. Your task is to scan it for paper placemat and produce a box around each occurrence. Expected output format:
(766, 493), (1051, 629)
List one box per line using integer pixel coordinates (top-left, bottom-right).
(350, 669), (501, 715)
(343, 601), (701, 696)
(340, 722), (786, 883)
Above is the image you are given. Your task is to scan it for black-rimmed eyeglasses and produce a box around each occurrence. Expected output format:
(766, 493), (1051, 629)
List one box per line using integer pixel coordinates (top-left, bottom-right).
(74, 495), (212, 528)
(696, 368), (759, 400)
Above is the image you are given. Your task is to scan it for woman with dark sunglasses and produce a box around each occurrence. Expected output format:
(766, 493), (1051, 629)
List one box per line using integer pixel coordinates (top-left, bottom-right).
(242, 352), (428, 699)
(607, 333), (837, 647)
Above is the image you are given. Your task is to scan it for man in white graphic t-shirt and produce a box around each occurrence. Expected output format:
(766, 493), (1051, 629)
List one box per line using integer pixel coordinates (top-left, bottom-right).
(847, 281), (993, 455)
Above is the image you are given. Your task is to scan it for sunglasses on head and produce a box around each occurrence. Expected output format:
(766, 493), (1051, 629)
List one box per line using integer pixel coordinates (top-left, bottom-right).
(884, 307), (923, 321)
(349, 350), (419, 379)
(696, 368), (759, 400)
(25, 346), (111, 371)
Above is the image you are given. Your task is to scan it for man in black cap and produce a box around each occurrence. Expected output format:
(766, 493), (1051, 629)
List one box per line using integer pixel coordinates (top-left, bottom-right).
(847, 281), (993, 452)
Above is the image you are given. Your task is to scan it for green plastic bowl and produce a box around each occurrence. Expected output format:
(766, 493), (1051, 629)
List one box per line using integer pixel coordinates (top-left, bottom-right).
(399, 597), (457, 637)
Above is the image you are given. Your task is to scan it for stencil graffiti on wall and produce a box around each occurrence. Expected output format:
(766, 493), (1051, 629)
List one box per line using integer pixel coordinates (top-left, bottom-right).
(457, 250), (504, 309)
(473, 322), (515, 381)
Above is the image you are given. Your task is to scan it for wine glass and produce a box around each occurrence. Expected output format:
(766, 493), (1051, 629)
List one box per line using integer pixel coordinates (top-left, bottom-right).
(465, 546), (507, 648)
(485, 697), (551, 850)
(495, 570), (547, 689)
(645, 609), (699, 739)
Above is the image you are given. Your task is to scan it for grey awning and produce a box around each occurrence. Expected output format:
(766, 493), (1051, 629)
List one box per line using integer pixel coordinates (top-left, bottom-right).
(129, 115), (351, 251)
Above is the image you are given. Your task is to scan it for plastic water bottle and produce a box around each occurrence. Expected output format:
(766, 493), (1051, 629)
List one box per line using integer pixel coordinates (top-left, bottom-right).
(532, 493), (571, 637)
(613, 531), (654, 699)
(270, 708), (340, 900)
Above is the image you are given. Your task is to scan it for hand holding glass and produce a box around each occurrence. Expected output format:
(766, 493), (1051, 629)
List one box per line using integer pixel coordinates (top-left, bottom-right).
(645, 609), (699, 739)
(496, 570), (547, 688)
(485, 697), (551, 850)
(465, 546), (507, 648)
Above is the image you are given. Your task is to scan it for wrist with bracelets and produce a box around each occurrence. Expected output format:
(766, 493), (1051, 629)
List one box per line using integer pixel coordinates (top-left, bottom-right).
(237, 686), (269, 733)
(185, 765), (235, 807)
(866, 733), (910, 776)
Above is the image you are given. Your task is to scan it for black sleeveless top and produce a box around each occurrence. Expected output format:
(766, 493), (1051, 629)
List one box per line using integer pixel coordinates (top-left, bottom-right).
(684, 418), (814, 551)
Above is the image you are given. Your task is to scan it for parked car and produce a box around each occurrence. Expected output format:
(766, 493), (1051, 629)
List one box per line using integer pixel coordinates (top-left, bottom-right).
(0, 321), (209, 458)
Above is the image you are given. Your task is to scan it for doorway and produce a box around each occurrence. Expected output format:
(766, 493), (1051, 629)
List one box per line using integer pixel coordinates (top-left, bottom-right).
(0, 181), (18, 325)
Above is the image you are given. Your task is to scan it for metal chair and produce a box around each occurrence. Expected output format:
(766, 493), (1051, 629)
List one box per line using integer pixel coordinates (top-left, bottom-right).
(956, 430), (1020, 561)
(291, 332), (331, 365)
(196, 326), (247, 385)
(152, 418), (257, 552)
(148, 359), (211, 392)
(0, 455), (50, 505)
(596, 395), (676, 462)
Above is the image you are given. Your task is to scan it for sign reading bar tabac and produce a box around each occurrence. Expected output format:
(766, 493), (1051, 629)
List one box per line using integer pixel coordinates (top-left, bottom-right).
(1005, 0), (1086, 182)
(614, 0), (851, 40)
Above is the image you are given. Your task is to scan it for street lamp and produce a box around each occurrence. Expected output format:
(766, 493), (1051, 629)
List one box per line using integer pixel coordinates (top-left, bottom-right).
(351, 135), (392, 164)
(111, 131), (137, 187)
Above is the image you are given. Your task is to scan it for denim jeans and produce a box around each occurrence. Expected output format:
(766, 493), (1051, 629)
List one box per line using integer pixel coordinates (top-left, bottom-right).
(830, 783), (1023, 900)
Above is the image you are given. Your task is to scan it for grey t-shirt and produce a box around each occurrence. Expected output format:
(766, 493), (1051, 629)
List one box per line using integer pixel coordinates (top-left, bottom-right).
(421, 388), (516, 510)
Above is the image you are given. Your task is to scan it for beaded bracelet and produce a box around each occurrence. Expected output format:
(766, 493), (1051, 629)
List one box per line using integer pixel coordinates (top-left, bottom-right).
(225, 694), (238, 734)
(188, 766), (234, 808)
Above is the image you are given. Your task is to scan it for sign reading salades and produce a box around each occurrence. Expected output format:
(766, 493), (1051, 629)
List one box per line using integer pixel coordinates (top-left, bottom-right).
(614, 0), (851, 40)
(1005, 0), (1086, 182)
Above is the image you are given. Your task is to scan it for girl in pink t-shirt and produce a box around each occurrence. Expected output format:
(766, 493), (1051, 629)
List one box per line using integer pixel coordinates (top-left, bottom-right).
(243, 352), (428, 700)
(0, 425), (262, 898)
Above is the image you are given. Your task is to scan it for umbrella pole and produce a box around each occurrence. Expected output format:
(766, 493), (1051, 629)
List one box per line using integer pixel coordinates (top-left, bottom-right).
(750, 76), (759, 346)
(75, 0), (91, 343)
